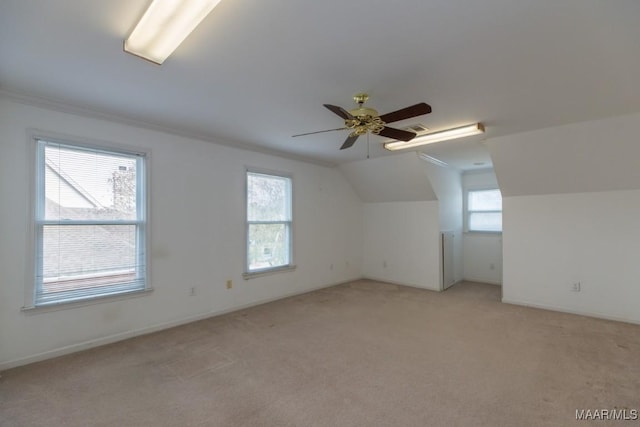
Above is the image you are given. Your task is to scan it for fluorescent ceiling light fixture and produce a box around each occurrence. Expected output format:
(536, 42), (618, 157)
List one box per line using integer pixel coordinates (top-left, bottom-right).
(384, 123), (485, 151)
(124, 0), (223, 64)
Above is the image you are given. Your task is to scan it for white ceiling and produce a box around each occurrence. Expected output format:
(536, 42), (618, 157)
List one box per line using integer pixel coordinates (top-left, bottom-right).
(1, 0), (639, 169)
(340, 153), (437, 203)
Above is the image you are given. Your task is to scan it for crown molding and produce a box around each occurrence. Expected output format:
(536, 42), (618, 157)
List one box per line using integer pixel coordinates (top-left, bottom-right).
(0, 88), (336, 168)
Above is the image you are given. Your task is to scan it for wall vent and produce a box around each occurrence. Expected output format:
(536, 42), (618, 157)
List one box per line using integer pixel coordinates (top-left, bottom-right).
(382, 123), (430, 142)
(406, 124), (429, 134)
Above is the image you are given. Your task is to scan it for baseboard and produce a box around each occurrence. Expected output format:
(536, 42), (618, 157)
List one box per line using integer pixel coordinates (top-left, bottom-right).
(463, 277), (502, 286)
(502, 297), (640, 326)
(0, 312), (214, 371)
(361, 276), (440, 292)
(443, 279), (465, 290)
(0, 277), (361, 371)
(224, 277), (362, 312)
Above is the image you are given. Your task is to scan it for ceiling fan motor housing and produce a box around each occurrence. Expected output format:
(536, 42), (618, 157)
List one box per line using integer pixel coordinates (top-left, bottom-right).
(348, 106), (379, 120)
(347, 106), (384, 134)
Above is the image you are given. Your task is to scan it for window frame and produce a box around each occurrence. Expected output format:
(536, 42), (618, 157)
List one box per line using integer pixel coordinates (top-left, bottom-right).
(464, 187), (503, 234)
(24, 131), (151, 310)
(243, 167), (295, 278)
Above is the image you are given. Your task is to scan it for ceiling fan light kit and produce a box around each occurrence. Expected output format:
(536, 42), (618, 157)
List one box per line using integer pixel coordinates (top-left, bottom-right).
(384, 123), (485, 151)
(124, 0), (223, 64)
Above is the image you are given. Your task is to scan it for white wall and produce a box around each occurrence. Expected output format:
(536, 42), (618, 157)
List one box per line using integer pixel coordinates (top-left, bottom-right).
(340, 153), (442, 290)
(490, 111), (640, 197)
(339, 152), (437, 203)
(0, 97), (364, 369)
(463, 235), (503, 285)
(341, 153), (458, 291)
(489, 111), (640, 323)
(502, 191), (640, 324)
(362, 201), (440, 290)
(462, 170), (503, 285)
(424, 160), (463, 285)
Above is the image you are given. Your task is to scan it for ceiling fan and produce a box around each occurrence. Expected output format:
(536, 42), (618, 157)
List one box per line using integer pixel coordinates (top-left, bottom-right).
(292, 93), (432, 150)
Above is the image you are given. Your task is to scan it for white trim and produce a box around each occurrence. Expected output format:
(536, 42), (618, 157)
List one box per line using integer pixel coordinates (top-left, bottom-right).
(361, 276), (441, 292)
(29, 128), (150, 158)
(244, 167), (294, 275)
(242, 264), (297, 280)
(25, 130), (152, 308)
(463, 230), (502, 235)
(463, 277), (502, 286)
(38, 219), (143, 226)
(8, 280), (637, 370)
(21, 288), (153, 313)
(443, 279), (466, 290)
(24, 132), (39, 307)
(502, 297), (640, 326)
(0, 278), (359, 371)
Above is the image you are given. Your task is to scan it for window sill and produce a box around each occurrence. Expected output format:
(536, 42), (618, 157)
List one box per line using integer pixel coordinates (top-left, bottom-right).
(464, 230), (503, 235)
(21, 288), (153, 314)
(243, 265), (297, 280)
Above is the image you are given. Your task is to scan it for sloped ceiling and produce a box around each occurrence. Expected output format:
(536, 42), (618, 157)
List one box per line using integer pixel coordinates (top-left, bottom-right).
(488, 112), (640, 197)
(339, 153), (436, 203)
(1, 1), (640, 168)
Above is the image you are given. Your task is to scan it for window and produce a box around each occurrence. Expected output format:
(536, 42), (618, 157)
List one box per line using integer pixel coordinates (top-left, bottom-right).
(246, 170), (292, 274)
(467, 189), (502, 232)
(32, 138), (148, 307)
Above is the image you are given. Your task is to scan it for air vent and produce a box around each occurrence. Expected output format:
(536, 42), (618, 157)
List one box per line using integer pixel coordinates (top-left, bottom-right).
(381, 123), (430, 142)
(406, 123), (429, 134)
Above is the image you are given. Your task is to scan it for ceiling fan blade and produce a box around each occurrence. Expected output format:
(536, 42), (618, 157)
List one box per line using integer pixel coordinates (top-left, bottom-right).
(292, 127), (347, 138)
(378, 103), (432, 124)
(378, 126), (417, 142)
(323, 104), (355, 120)
(340, 134), (359, 150)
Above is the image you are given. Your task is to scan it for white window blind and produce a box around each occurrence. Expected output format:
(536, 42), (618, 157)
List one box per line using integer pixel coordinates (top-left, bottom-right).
(246, 171), (292, 272)
(34, 139), (147, 306)
(467, 189), (502, 232)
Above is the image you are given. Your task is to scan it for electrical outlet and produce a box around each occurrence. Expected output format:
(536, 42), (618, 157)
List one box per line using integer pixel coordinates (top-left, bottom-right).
(571, 282), (581, 292)
(330, 263), (334, 270)
(190, 287), (196, 296)
(490, 263), (495, 270)
(226, 280), (233, 289)
(383, 261), (387, 268)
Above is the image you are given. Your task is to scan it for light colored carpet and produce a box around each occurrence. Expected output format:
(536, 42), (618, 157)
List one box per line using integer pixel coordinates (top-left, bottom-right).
(1, 280), (639, 426)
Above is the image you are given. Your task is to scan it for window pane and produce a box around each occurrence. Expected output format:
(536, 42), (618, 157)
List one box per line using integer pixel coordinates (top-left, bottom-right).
(469, 212), (502, 232)
(40, 224), (139, 287)
(44, 143), (138, 221)
(248, 223), (289, 271)
(247, 173), (290, 221)
(469, 189), (502, 212)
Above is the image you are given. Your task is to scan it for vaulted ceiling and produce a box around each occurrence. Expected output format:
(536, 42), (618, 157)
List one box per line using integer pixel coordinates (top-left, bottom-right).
(1, 1), (639, 169)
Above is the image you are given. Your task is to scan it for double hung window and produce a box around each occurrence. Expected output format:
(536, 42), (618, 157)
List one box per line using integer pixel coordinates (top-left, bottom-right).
(32, 138), (148, 306)
(467, 189), (502, 232)
(246, 170), (292, 273)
